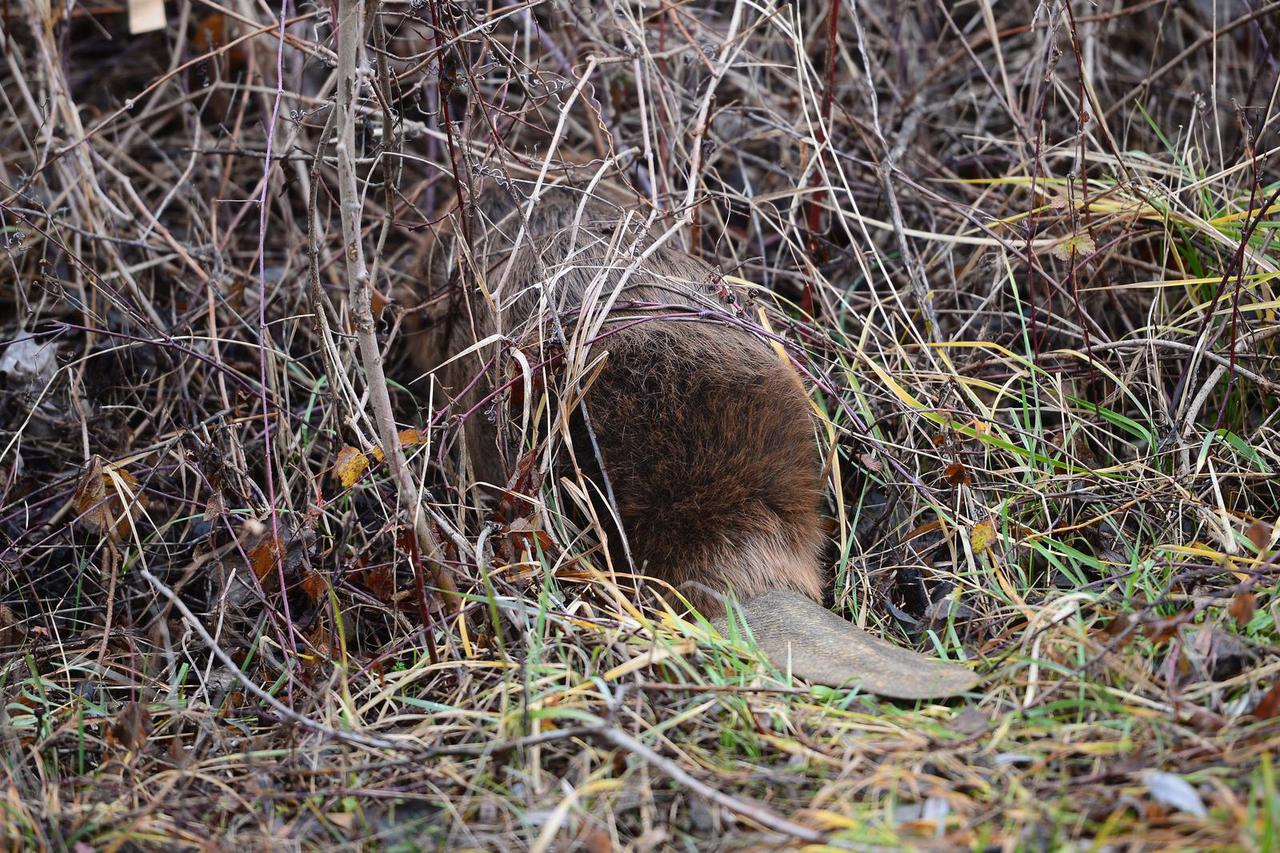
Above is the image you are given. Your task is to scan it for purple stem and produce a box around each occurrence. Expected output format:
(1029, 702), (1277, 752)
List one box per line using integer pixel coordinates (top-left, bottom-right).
(256, 0), (298, 686)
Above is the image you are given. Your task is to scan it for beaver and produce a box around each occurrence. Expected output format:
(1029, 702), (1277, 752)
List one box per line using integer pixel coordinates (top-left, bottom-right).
(404, 180), (977, 699)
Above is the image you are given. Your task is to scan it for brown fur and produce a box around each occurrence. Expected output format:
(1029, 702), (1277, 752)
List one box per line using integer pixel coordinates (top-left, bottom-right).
(403, 183), (825, 615)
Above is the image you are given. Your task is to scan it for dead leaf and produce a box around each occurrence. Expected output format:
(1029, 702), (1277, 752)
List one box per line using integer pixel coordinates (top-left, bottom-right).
(360, 432), (419, 466)
(495, 451), (541, 522)
(1251, 681), (1280, 720)
(215, 522), (316, 609)
(857, 452), (883, 474)
(360, 566), (397, 602)
(192, 13), (249, 69)
(949, 707), (990, 737)
(333, 445), (370, 488)
(572, 825), (613, 853)
(0, 335), (57, 389)
(1246, 520), (1274, 554)
(204, 490), (227, 522)
(1227, 592), (1256, 627)
(248, 535), (284, 586)
(1051, 232), (1096, 261)
(1140, 770), (1206, 819)
(903, 518), (943, 542)
(75, 458), (110, 530)
(110, 701), (153, 752)
(74, 456), (146, 542)
(304, 620), (333, 667)
(1098, 611), (1138, 644)
(970, 519), (997, 554)
(1143, 613), (1187, 645)
(299, 571), (326, 603)
(507, 517), (553, 556)
(167, 729), (192, 769)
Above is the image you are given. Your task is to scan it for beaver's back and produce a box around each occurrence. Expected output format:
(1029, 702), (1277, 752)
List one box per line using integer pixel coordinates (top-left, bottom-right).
(407, 184), (825, 613)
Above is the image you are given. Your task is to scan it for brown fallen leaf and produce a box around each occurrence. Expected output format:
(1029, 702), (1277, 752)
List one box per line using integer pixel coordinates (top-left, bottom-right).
(333, 445), (369, 488)
(1143, 612), (1189, 644)
(1227, 591), (1256, 628)
(971, 518), (997, 554)
(248, 535), (284, 587)
(1252, 680), (1280, 720)
(303, 620), (334, 667)
(74, 455), (146, 542)
(506, 516), (553, 556)
(109, 701), (153, 752)
(358, 566), (397, 603)
(1097, 611), (1138, 645)
(572, 824), (613, 853)
(1246, 520), (1274, 554)
(1052, 232), (1096, 261)
(298, 570), (327, 603)
(943, 462), (971, 487)
(222, 526), (317, 607)
(192, 13), (250, 70)
(204, 489), (228, 522)
(335, 430), (427, 487)
(397, 427), (425, 448)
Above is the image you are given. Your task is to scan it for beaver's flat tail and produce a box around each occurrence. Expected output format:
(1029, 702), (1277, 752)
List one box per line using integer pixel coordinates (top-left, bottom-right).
(715, 590), (979, 699)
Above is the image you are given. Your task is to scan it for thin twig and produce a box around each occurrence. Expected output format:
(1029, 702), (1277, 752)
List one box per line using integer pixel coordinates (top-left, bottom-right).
(333, 0), (459, 608)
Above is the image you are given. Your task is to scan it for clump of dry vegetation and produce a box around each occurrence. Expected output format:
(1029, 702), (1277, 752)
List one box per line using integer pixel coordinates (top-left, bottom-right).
(1, 0), (1278, 849)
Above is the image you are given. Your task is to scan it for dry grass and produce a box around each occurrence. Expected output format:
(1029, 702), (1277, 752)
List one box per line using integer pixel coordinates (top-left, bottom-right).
(1, 0), (1279, 849)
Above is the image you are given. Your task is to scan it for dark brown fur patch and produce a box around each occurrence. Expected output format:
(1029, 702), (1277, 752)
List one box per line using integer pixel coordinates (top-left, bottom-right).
(402, 183), (825, 614)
